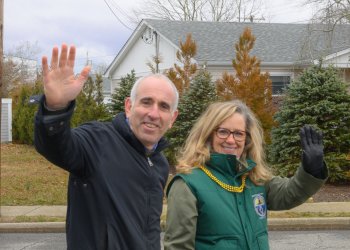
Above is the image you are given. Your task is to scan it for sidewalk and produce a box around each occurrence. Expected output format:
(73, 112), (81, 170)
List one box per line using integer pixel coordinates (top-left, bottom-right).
(1, 202), (350, 233)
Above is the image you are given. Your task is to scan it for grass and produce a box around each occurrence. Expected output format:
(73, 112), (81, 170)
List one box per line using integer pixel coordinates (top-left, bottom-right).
(1, 144), (350, 223)
(1, 143), (68, 205)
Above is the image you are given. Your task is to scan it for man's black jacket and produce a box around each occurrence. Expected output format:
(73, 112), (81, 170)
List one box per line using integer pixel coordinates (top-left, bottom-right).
(34, 100), (169, 250)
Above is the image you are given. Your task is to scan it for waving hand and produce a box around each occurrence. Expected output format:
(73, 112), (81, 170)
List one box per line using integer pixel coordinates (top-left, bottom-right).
(300, 125), (324, 178)
(42, 44), (91, 110)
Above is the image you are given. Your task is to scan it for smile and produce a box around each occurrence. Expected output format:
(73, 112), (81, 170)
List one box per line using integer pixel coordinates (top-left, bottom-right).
(143, 122), (159, 128)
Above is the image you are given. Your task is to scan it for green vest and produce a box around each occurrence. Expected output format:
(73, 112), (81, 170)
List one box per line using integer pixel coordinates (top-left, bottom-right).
(175, 154), (269, 250)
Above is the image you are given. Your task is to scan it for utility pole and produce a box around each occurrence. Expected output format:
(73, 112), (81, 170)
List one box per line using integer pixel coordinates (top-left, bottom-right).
(0, 0), (3, 216)
(0, 0), (4, 90)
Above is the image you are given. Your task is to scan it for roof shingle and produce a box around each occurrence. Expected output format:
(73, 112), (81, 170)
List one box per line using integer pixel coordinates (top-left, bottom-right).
(145, 19), (350, 64)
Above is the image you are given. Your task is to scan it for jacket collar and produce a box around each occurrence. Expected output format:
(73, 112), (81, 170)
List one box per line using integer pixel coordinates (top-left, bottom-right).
(206, 153), (256, 177)
(112, 113), (168, 155)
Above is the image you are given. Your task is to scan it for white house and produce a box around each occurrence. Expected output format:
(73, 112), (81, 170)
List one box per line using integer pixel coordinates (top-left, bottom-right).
(104, 19), (350, 96)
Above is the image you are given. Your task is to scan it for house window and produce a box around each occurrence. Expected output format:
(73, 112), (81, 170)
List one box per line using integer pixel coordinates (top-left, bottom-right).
(270, 75), (291, 95)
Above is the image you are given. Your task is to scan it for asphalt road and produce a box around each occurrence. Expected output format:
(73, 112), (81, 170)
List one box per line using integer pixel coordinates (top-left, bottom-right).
(0, 230), (349, 249)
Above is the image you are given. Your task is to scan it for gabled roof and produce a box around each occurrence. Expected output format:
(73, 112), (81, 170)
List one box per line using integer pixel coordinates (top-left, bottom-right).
(145, 19), (350, 65)
(105, 19), (350, 76)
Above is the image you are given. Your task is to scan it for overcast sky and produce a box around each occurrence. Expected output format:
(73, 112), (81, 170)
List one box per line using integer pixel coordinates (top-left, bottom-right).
(4, 0), (315, 73)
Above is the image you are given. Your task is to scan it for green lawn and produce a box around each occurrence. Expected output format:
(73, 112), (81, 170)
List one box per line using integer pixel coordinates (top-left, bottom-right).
(1, 143), (349, 223)
(1, 143), (68, 205)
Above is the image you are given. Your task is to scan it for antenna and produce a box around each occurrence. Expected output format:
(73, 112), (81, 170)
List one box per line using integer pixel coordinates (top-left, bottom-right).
(86, 51), (92, 66)
(243, 15), (265, 23)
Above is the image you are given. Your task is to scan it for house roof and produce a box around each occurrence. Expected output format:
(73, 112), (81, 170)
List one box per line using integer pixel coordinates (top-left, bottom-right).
(144, 19), (350, 65)
(105, 19), (350, 77)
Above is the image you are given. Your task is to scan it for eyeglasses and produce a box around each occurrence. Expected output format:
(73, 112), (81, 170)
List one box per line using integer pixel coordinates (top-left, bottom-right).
(215, 128), (248, 142)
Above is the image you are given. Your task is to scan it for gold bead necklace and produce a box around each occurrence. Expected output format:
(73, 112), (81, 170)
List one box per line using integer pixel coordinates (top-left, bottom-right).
(199, 165), (247, 193)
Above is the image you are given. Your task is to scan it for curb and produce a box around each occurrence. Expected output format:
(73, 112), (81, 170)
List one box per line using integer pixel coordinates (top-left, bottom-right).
(268, 217), (350, 231)
(0, 222), (65, 233)
(1, 218), (349, 233)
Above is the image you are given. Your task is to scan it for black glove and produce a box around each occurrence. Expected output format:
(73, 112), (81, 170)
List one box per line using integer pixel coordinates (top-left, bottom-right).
(300, 125), (324, 178)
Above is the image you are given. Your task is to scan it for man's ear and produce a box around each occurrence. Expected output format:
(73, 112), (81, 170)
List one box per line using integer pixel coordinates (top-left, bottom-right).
(125, 97), (132, 117)
(168, 109), (179, 129)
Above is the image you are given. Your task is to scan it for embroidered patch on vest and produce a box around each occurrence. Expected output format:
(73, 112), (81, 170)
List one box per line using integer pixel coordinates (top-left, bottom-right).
(252, 193), (266, 219)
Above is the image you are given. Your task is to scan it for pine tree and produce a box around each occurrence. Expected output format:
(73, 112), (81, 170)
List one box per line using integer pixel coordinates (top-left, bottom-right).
(110, 70), (136, 115)
(95, 74), (104, 105)
(167, 33), (197, 95)
(12, 80), (43, 144)
(71, 74), (109, 127)
(165, 70), (217, 165)
(269, 65), (350, 182)
(216, 27), (275, 142)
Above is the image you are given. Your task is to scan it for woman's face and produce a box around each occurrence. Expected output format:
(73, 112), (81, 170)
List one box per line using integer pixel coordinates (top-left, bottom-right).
(211, 113), (247, 158)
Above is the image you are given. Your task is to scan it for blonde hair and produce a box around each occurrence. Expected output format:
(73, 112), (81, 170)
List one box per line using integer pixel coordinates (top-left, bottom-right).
(176, 100), (272, 185)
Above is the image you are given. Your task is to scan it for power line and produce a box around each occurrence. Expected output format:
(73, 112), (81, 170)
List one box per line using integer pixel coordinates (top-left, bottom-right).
(108, 0), (135, 24)
(103, 0), (133, 30)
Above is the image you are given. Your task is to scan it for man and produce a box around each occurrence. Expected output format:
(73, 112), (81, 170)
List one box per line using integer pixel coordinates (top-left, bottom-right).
(34, 44), (179, 249)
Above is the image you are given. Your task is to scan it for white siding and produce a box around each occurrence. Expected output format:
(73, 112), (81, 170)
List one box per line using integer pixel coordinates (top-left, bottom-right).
(111, 34), (178, 92)
(1, 98), (12, 142)
(323, 52), (350, 68)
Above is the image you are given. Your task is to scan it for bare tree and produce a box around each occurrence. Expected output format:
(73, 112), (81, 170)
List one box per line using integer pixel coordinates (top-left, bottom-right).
(234, 0), (263, 22)
(132, 0), (206, 21)
(92, 62), (109, 75)
(307, 0), (350, 25)
(132, 0), (264, 22)
(297, 0), (350, 65)
(2, 41), (41, 97)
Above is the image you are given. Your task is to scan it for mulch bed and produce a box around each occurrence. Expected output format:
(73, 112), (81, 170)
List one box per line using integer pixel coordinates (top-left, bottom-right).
(312, 184), (350, 202)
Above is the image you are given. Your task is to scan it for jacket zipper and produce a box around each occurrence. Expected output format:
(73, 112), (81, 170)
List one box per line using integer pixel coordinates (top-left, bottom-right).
(147, 156), (154, 167)
(145, 155), (153, 233)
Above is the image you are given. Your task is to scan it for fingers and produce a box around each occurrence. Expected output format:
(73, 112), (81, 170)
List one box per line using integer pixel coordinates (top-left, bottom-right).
(67, 45), (76, 68)
(59, 44), (68, 68)
(306, 125), (315, 144)
(312, 127), (323, 145)
(48, 43), (75, 70)
(301, 125), (323, 147)
(301, 125), (313, 147)
(300, 126), (308, 149)
(308, 126), (323, 145)
(42, 56), (49, 76)
(76, 65), (91, 84)
(50, 46), (59, 70)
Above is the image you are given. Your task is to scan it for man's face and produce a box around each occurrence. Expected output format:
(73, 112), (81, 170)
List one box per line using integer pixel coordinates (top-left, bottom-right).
(125, 76), (178, 150)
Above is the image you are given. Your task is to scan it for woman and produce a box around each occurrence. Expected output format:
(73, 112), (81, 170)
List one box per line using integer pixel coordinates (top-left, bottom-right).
(164, 100), (327, 250)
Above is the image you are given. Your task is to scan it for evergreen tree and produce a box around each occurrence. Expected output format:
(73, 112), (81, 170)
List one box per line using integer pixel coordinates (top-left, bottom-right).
(71, 74), (109, 127)
(95, 74), (105, 105)
(110, 70), (136, 115)
(12, 80), (43, 144)
(167, 33), (197, 95)
(12, 73), (109, 144)
(216, 27), (275, 142)
(269, 65), (350, 182)
(165, 70), (217, 165)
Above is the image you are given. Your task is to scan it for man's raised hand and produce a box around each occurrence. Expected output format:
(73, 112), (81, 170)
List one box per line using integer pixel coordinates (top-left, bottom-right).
(42, 44), (91, 110)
